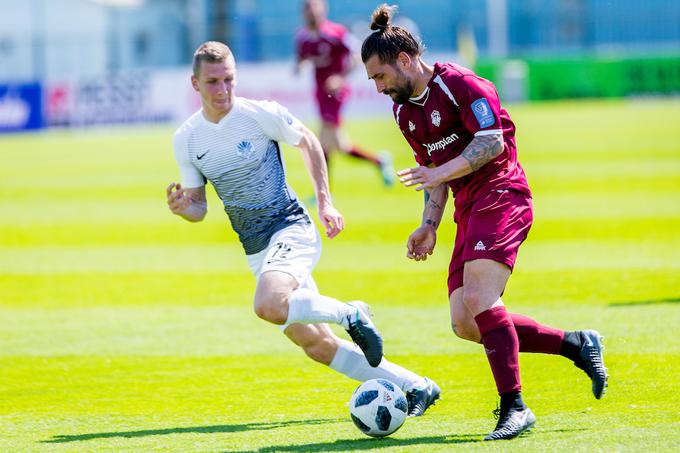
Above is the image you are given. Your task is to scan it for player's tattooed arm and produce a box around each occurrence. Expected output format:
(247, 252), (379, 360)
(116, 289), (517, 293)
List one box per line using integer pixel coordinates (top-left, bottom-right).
(407, 183), (447, 261)
(422, 183), (448, 230)
(461, 133), (504, 171)
(398, 133), (504, 191)
(424, 190), (443, 210)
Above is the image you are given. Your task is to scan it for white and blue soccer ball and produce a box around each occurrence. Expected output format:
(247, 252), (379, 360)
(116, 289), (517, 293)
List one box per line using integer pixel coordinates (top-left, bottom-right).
(349, 379), (408, 438)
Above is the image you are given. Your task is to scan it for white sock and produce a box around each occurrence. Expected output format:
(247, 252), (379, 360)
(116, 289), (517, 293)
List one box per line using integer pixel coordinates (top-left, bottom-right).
(329, 339), (427, 392)
(286, 288), (353, 327)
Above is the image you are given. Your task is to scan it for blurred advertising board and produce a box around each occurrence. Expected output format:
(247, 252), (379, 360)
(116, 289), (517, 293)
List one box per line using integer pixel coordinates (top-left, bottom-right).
(0, 82), (44, 133)
(46, 70), (191, 127)
(44, 61), (393, 128)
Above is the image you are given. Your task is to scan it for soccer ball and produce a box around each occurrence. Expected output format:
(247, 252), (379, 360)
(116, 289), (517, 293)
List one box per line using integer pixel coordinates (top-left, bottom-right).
(349, 379), (408, 438)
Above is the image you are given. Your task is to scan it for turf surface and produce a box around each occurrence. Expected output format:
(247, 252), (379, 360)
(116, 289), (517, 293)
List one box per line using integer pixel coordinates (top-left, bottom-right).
(1, 99), (679, 452)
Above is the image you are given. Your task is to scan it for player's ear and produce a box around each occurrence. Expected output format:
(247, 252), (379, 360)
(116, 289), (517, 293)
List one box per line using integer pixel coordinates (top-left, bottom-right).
(191, 75), (199, 92)
(396, 52), (412, 70)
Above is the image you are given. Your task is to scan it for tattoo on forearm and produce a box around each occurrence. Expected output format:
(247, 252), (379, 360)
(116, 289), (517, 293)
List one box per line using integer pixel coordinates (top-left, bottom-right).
(428, 199), (442, 210)
(425, 189), (442, 209)
(462, 135), (503, 171)
(425, 218), (438, 228)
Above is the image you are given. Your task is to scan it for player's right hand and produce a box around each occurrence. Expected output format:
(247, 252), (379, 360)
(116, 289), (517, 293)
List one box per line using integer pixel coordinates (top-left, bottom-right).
(318, 203), (344, 239)
(166, 182), (192, 214)
(407, 225), (437, 261)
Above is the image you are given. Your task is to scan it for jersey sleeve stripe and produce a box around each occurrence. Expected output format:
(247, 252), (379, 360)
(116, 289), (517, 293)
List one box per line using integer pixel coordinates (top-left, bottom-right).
(474, 129), (503, 136)
(433, 75), (459, 107)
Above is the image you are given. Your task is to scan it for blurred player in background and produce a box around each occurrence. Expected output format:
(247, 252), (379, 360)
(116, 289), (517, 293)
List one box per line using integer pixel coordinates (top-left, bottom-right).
(295, 0), (395, 187)
(166, 41), (439, 416)
(361, 5), (608, 440)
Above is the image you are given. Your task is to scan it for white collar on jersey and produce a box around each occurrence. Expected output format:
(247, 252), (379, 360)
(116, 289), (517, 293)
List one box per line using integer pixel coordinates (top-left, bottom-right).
(408, 86), (430, 106)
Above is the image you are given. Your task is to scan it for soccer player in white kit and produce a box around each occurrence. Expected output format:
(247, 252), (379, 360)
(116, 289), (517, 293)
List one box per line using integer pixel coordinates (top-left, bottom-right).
(165, 41), (440, 416)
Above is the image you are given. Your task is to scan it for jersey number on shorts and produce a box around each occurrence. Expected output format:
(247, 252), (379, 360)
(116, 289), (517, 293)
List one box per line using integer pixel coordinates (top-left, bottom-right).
(266, 242), (292, 264)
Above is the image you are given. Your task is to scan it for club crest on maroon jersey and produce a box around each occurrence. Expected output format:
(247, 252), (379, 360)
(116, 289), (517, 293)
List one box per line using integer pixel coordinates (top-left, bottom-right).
(431, 110), (441, 127)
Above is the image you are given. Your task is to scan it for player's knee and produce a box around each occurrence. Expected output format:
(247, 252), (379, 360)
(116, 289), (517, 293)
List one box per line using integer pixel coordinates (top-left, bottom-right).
(302, 336), (337, 364)
(253, 295), (288, 325)
(450, 308), (479, 341)
(253, 303), (285, 324)
(451, 321), (480, 342)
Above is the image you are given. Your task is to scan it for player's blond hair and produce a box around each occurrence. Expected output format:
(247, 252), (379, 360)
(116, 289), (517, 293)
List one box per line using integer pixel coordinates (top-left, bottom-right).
(192, 41), (234, 76)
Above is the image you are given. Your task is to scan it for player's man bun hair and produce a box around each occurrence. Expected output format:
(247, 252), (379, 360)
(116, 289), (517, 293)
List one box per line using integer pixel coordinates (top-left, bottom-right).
(361, 4), (423, 64)
(370, 3), (394, 31)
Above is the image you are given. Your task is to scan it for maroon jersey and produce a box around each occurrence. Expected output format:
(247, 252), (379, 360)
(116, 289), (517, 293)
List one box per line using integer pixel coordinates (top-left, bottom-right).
(394, 62), (531, 208)
(295, 20), (353, 94)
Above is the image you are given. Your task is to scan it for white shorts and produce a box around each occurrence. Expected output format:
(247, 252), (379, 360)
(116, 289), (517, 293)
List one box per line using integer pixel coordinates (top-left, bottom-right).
(246, 221), (321, 291)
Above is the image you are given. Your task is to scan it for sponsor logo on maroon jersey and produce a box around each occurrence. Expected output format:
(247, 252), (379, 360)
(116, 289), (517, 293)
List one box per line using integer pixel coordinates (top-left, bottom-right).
(424, 132), (459, 156)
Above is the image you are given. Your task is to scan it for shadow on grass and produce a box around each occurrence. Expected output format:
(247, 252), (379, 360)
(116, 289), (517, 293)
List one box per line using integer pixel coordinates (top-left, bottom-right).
(609, 297), (680, 307)
(238, 427), (589, 452)
(41, 418), (343, 443)
(239, 433), (482, 452)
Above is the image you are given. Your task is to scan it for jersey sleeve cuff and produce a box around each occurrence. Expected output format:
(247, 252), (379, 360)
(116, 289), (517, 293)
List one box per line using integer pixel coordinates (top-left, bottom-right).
(474, 129), (503, 136)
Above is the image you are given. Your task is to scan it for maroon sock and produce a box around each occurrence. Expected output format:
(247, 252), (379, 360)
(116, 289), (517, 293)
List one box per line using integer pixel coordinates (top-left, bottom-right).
(474, 306), (521, 395)
(347, 147), (381, 165)
(510, 313), (564, 354)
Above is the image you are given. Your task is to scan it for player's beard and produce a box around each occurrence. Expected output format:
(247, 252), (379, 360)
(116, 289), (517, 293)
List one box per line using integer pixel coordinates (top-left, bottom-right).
(386, 69), (415, 105)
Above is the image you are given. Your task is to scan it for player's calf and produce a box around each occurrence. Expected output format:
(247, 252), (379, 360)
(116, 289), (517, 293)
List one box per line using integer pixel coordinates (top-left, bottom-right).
(285, 323), (339, 365)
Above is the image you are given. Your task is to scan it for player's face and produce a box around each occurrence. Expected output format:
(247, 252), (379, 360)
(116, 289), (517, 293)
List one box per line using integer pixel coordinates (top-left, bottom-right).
(192, 58), (236, 122)
(303, 0), (326, 28)
(364, 54), (415, 105)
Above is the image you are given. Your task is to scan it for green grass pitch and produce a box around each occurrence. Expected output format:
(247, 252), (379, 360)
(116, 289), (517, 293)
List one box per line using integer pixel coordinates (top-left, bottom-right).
(0, 99), (679, 452)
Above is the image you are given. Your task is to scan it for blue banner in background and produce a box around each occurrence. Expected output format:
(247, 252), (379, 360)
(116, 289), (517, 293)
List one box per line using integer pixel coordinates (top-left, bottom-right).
(0, 82), (44, 133)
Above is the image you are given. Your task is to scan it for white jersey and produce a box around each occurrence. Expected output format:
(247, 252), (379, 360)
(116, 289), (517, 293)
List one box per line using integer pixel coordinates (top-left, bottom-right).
(173, 97), (311, 255)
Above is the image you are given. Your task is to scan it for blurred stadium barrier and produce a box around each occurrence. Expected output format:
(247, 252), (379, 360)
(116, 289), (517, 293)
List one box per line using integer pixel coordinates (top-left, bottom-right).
(478, 54), (680, 101)
(0, 0), (678, 133)
(37, 59), (400, 129)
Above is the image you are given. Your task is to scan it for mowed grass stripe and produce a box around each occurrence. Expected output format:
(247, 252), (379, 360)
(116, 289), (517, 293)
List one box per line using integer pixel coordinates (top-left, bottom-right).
(0, 303), (677, 356)
(0, 354), (676, 451)
(0, 239), (677, 275)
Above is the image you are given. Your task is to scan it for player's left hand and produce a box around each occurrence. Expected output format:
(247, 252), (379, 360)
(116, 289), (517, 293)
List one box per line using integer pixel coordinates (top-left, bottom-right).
(397, 166), (443, 191)
(318, 203), (344, 239)
(407, 225), (437, 261)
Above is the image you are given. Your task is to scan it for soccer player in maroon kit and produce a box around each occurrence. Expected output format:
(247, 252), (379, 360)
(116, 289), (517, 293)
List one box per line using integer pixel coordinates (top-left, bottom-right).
(295, 0), (395, 186)
(361, 5), (608, 441)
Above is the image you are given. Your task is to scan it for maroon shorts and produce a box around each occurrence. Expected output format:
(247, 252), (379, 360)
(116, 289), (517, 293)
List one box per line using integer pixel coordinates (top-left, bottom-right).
(447, 189), (533, 295)
(315, 87), (349, 127)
